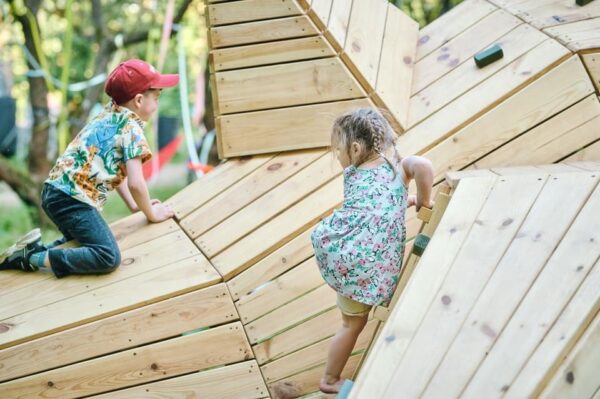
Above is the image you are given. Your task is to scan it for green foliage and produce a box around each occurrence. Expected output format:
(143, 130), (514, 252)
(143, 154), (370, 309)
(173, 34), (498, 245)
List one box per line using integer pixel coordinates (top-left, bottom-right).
(390, 0), (464, 27)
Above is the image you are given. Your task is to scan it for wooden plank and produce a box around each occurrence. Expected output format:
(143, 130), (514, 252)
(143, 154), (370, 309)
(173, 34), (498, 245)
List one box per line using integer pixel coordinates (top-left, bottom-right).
(110, 215), (179, 251)
(517, 0), (600, 30)
(0, 255), (220, 349)
(491, 165), (547, 175)
(207, 0), (303, 26)
(196, 154), (340, 259)
(217, 98), (372, 158)
(326, 0), (353, 51)
(168, 155), (273, 220)
(211, 35), (335, 72)
(445, 170), (498, 188)
(90, 361), (267, 399)
(535, 163), (586, 173)
(425, 55), (595, 183)
(342, 0), (388, 88)
(348, 176), (496, 399)
(372, 4), (419, 130)
(408, 24), (548, 127)
(412, 10), (522, 95)
(581, 52), (600, 92)
(209, 15), (319, 49)
(399, 39), (571, 156)
(262, 319), (377, 383)
(416, 0), (497, 61)
(0, 284), (235, 382)
(565, 140), (600, 163)
(539, 310), (600, 399)
(215, 57), (364, 114)
(0, 322), (251, 399)
(91, 360), (267, 399)
(421, 173), (599, 399)
(0, 230), (201, 321)
(228, 227), (315, 301)
(180, 150), (324, 239)
(269, 353), (361, 398)
(309, 0), (333, 31)
(461, 182), (600, 398)
(382, 174), (548, 398)
(544, 18), (600, 52)
(211, 174), (344, 280)
(473, 95), (600, 169)
(508, 258), (600, 398)
(236, 257), (322, 324)
(245, 284), (336, 344)
(253, 307), (342, 364)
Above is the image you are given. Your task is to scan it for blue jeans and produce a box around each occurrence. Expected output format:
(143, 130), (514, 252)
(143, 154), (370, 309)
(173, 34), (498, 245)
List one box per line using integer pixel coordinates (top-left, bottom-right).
(41, 184), (121, 278)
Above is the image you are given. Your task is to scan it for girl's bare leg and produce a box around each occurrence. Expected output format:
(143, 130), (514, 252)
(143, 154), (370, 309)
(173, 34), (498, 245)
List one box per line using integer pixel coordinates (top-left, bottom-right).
(320, 312), (368, 394)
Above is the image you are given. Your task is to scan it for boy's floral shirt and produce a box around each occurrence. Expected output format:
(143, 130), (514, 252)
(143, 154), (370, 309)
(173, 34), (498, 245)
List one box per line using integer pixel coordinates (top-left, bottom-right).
(46, 102), (151, 210)
(311, 163), (407, 306)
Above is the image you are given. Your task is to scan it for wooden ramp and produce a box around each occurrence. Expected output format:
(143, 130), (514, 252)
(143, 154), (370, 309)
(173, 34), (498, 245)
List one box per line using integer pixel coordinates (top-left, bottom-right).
(350, 163), (600, 399)
(1, 0), (599, 398)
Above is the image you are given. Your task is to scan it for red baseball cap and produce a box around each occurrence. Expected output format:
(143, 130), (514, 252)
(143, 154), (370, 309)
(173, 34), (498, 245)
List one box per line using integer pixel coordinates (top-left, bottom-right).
(105, 59), (179, 105)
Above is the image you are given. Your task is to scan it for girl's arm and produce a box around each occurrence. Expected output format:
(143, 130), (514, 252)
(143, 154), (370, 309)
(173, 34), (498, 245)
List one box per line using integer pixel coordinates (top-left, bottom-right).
(401, 156), (434, 210)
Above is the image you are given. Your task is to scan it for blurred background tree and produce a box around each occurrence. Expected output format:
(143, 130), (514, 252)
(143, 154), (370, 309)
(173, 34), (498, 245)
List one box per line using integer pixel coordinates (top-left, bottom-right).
(390, 0), (464, 26)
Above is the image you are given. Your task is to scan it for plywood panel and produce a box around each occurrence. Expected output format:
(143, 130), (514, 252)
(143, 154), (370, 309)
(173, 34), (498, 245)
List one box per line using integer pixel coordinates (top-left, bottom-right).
(412, 10), (522, 95)
(421, 173), (599, 399)
(408, 24), (548, 127)
(342, 0), (388, 87)
(217, 98), (372, 158)
(196, 154), (339, 258)
(539, 309), (600, 399)
(215, 58), (364, 114)
(210, 15), (318, 48)
(349, 176), (496, 399)
(245, 284), (336, 344)
(90, 361), (268, 399)
(207, 0), (303, 26)
(383, 174), (548, 398)
(253, 307), (342, 364)
(424, 55), (594, 182)
(582, 52), (600, 92)
(168, 155), (273, 220)
(181, 150), (324, 238)
(399, 39), (571, 156)
(462, 183), (600, 397)
(0, 255), (220, 349)
(508, 258), (600, 398)
(211, 174), (344, 279)
(0, 230), (200, 321)
(0, 284), (235, 382)
(228, 227), (315, 301)
(236, 257), (322, 324)
(473, 95), (600, 169)
(372, 4), (419, 130)
(326, 0), (353, 51)
(211, 35), (334, 72)
(309, 0), (333, 31)
(0, 323), (251, 399)
(416, 0), (497, 61)
(544, 18), (600, 51)
(517, 0), (600, 29)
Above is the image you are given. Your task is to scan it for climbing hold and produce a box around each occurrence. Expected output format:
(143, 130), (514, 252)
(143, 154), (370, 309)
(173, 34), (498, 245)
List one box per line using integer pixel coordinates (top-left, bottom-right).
(576, 0), (594, 6)
(412, 233), (431, 257)
(474, 44), (504, 68)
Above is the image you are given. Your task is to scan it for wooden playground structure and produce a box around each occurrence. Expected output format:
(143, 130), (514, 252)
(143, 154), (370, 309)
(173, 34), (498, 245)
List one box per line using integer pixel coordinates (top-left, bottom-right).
(0, 0), (599, 397)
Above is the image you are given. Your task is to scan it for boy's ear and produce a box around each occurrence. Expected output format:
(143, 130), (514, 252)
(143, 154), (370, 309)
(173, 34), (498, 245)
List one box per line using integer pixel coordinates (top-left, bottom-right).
(133, 93), (144, 107)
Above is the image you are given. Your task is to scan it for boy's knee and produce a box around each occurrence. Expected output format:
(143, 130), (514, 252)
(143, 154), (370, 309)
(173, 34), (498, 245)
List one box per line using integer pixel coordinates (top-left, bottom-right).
(96, 247), (121, 272)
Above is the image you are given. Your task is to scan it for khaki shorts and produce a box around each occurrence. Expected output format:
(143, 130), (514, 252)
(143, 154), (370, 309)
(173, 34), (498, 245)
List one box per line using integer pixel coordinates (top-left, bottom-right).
(337, 293), (372, 317)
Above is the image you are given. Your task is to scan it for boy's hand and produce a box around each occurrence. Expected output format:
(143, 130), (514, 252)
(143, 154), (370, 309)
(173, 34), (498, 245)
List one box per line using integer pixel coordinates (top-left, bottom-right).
(151, 199), (162, 205)
(149, 203), (174, 223)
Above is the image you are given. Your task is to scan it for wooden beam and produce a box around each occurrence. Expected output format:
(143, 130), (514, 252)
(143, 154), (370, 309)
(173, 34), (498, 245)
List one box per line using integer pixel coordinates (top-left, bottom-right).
(207, 0), (303, 26)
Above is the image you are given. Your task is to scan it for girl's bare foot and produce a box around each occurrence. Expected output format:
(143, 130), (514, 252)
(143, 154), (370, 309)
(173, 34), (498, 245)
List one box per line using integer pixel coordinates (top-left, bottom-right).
(319, 376), (345, 394)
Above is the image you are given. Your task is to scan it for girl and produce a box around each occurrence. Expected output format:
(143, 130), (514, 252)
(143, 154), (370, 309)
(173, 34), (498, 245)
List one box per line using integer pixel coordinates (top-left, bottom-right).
(311, 108), (434, 393)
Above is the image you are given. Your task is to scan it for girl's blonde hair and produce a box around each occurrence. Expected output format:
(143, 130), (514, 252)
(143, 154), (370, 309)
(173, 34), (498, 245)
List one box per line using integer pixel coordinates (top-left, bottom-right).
(331, 108), (401, 173)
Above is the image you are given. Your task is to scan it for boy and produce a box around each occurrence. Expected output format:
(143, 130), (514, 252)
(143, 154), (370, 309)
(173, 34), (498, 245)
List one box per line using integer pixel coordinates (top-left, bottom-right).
(0, 59), (176, 278)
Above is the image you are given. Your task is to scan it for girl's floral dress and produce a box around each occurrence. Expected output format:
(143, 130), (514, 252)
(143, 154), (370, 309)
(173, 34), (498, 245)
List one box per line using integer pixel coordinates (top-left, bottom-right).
(311, 162), (407, 306)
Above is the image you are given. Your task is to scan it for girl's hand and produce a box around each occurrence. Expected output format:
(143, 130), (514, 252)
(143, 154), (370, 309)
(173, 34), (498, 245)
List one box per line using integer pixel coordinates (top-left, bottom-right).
(151, 198), (162, 205)
(407, 195), (417, 208)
